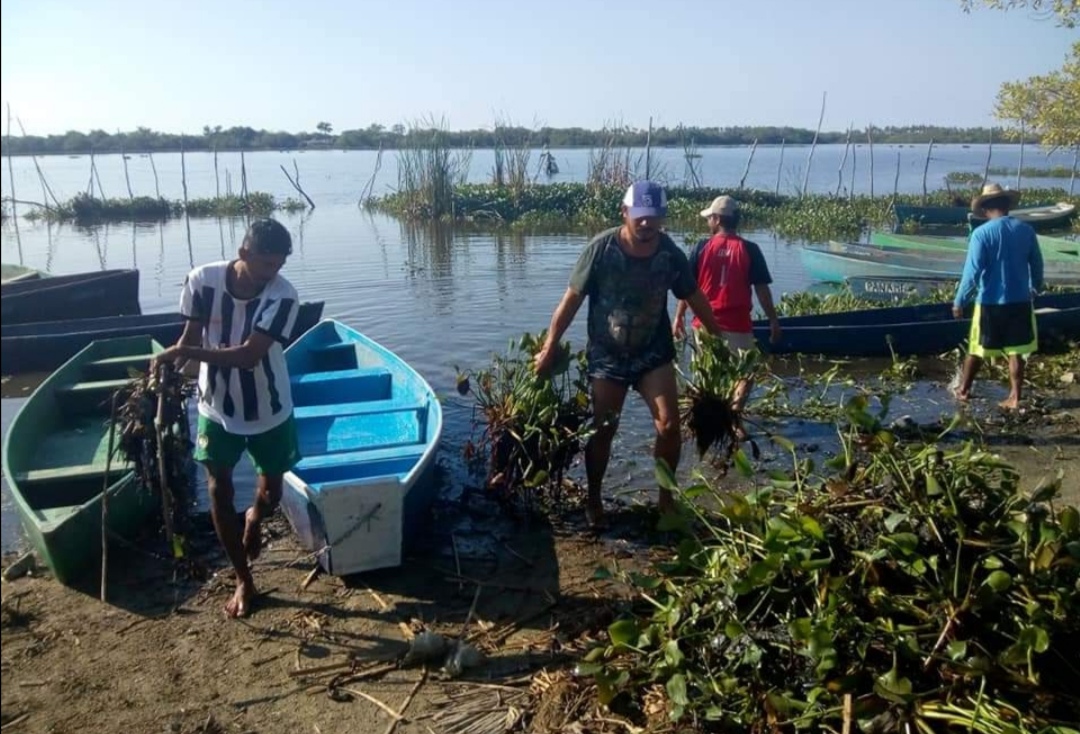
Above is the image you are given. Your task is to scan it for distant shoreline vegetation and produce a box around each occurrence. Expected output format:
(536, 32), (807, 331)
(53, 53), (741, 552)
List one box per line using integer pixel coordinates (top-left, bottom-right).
(947, 166), (1077, 184)
(0, 123), (1043, 157)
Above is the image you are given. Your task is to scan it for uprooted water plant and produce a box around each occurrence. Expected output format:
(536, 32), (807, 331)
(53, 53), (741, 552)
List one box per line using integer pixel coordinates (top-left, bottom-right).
(457, 331), (594, 513)
(583, 396), (1080, 733)
(677, 331), (764, 464)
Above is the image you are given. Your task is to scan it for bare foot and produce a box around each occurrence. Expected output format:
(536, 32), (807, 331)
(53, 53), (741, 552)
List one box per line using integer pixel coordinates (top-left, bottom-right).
(242, 508), (262, 562)
(734, 422), (749, 442)
(658, 489), (677, 515)
(225, 578), (257, 619)
(950, 386), (970, 403)
(585, 497), (606, 530)
(998, 398), (1020, 411)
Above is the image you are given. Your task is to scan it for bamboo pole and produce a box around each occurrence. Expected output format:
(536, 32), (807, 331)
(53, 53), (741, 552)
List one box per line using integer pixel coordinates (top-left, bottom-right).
(1016, 121), (1025, 190)
(739, 138), (758, 189)
(15, 117), (61, 208)
(213, 142), (220, 199)
(922, 139), (935, 202)
(867, 124), (875, 199)
(100, 390), (121, 602)
(1070, 145), (1078, 196)
(802, 91), (827, 197)
(893, 150), (901, 198)
(983, 127), (993, 186)
(281, 160), (315, 209)
(155, 365), (177, 551)
(849, 128), (857, 200)
(94, 157), (106, 200)
(775, 138), (785, 194)
(87, 147), (96, 197)
(644, 116), (653, 180)
(121, 146), (134, 201)
(836, 125), (852, 196)
(148, 152), (161, 198)
(180, 138), (189, 208)
(240, 148), (249, 209)
(5, 103), (17, 219)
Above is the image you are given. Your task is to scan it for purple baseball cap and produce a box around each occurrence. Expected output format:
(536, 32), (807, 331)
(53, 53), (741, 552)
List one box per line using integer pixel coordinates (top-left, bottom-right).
(622, 180), (668, 218)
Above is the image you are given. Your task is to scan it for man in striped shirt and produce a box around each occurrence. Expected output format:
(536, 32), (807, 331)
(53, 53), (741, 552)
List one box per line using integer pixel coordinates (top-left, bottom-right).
(154, 218), (301, 618)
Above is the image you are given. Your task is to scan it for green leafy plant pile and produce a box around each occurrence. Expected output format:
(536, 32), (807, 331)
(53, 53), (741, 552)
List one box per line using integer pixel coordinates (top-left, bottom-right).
(678, 331), (763, 462)
(585, 398), (1080, 733)
(457, 331), (594, 511)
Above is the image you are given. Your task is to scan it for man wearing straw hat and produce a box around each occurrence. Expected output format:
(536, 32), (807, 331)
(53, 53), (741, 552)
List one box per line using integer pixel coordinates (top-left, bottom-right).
(952, 183), (1044, 409)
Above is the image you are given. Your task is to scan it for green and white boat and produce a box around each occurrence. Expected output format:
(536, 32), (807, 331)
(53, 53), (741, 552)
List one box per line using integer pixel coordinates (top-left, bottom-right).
(2, 335), (164, 585)
(869, 232), (1080, 262)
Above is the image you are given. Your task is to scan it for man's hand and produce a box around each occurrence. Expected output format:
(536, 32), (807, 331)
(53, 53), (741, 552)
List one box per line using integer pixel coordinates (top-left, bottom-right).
(952, 305), (964, 319)
(673, 317), (686, 341)
(151, 344), (185, 373)
(533, 342), (557, 377)
(769, 320), (782, 345)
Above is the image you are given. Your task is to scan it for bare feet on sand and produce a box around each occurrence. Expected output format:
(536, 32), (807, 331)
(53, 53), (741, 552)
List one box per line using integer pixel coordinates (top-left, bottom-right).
(658, 489), (676, 515)
(225, 578), (257, 618)
(585, 496), (606, 530)
(242, 507), (262, 562)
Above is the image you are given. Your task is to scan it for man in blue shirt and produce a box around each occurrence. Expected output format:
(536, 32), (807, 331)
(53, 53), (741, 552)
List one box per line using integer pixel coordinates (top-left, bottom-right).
(952, 183), (1044, 410)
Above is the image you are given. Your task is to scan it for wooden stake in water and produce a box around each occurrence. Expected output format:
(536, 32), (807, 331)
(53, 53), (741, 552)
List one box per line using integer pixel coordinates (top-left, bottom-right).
(5, 104), (17, 222)
(867, 125), (875, 199)
(802, 91), (827, 197)
(922, 138), (935, 202)
(775, 138), (785, 194)
(148, 152), (161, 199)
(739, 138), (758, 190)
(100, 389), (120, 603)
(983, 127), (994, 187)
(121, 145), (134, 201)
(849, 127), (857, 201)
(180, 138), (189, 208)
(644, 116), (653, 180)
(1070, 144), (1078, 196)
(836, 125), (852, 196)
(1016, 121), (1026, 190)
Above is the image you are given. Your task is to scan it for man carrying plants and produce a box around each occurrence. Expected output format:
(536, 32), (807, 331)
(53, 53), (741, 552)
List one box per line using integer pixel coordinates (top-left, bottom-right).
(952, 183), (1044, 410)
(153, 218), (302, 618)
(673, 194), (782, 438)
(534, 181), (722, 528)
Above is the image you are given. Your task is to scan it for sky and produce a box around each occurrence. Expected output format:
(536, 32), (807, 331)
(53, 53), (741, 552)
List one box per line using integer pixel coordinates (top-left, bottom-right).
(0, 0), (1075, 136)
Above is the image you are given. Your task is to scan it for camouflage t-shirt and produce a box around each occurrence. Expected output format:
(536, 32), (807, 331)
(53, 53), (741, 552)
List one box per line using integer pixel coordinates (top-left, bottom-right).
(569, 227), (696, 374)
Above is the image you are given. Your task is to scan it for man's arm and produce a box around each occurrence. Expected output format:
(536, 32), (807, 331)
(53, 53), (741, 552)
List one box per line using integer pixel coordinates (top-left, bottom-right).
(173, 331), (278, 371)
(953, 234), (984, 316)
(1030, 234), (1044, 294)
(673, 299), (689, 338)
(684, 288), (722, 336)
(535, 287), (585, 375)
(754, 284), (782, 343)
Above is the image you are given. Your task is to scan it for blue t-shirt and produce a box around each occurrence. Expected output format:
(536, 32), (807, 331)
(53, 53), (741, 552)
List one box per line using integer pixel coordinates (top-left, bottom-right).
(953, 216), (1044, 307)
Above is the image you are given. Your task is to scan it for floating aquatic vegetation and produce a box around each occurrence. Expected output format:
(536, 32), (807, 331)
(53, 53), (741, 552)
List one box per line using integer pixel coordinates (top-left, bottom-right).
(457, 330), (593, 513)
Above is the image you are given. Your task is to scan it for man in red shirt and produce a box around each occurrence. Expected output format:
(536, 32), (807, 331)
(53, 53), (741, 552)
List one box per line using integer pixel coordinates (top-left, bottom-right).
(674, 195), (781, 437)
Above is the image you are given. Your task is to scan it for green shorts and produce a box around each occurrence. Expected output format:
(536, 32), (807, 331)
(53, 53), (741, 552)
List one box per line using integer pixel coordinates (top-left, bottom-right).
(969, 303), (1038, 359)
(194, 414), (301, 476)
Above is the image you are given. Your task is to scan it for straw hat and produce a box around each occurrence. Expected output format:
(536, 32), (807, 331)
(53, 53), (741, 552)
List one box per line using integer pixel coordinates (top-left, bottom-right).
(971, 183), (1022, 213)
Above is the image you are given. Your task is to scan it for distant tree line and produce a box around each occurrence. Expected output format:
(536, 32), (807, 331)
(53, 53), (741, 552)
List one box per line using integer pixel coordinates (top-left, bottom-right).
(0, 123), (1034, 157)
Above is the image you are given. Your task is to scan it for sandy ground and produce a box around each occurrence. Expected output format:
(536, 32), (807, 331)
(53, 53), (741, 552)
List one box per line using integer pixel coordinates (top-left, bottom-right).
(2, 386), (1078, 734)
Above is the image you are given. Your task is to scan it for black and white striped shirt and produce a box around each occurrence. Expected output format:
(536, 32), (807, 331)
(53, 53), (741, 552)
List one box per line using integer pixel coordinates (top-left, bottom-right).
(180, 261), (298, 436)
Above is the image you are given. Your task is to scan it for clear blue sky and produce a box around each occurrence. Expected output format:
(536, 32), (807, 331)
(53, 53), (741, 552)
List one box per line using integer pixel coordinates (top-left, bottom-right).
(0, 0), (1073, 135)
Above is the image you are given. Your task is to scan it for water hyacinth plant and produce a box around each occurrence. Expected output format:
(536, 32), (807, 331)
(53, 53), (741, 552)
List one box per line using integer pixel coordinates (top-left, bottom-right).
(457, 330), (594, 512)
(584, 396), (1080, 733)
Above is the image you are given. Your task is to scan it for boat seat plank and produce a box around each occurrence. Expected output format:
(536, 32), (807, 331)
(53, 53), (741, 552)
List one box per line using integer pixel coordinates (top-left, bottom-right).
(57, 378), (132, 394)
(16, 462), (132, 484)
(82, 353), (155, 381)
(293, 445), (425, 472)
(293, 397), (423, 419)
(291, 367), (393, 406)
(296, 410), (423, 456)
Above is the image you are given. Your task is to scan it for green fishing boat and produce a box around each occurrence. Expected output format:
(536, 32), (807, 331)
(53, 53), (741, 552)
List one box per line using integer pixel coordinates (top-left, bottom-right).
(869, 232), (1080, 262)
(2, 335), (164, 585)
(1, 263), (44, 283)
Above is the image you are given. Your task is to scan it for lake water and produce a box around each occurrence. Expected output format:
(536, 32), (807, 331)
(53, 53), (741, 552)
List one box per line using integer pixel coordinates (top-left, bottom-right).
(0, 143), (1073, 552)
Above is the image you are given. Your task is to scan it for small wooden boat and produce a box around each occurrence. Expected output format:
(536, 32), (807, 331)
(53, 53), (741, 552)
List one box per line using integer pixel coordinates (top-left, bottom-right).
(1, 335), (165, 584)
(895, 202), (1074, 230)
(753, 292), (1080, 357)
(1, 269), (141, 325)
(1, 263), (44, 284)
(280, 319), (443, 576)
(802, 243), (1080, 284)
(2, 301), (326, 375)
(869, 232), (1080, 261)
(970, 202), (1076, 231)
(844, 275), (959, 301)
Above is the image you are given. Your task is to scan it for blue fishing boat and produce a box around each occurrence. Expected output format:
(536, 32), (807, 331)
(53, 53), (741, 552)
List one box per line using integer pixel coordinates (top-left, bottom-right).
(753, 292), (1080, 357)
(280, 319), (443, 576)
